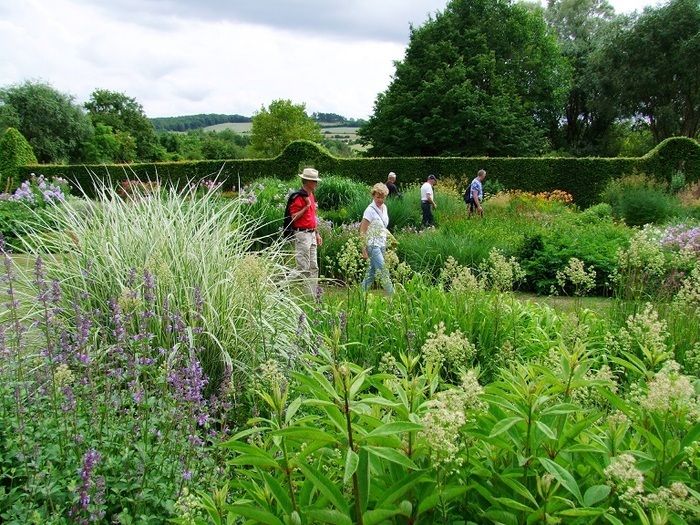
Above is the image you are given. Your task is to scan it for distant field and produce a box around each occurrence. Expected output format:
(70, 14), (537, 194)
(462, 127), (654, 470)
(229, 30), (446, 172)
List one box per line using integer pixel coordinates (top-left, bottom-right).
(203, 121), (360, 139)
(204, 122), (253, 133)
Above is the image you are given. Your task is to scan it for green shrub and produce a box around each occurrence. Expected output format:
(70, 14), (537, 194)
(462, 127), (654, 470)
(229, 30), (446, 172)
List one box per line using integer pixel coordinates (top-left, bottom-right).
(602, 174), (681, 226)
(580, 202), (613, 222)
(314, 174), (367, 210)
(0, 127), (37, 191)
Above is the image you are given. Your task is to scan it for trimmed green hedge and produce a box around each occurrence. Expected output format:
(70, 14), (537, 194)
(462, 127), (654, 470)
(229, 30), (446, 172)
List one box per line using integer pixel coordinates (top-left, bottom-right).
(1, 127), (38, 192)
(17, 137), (700, 206)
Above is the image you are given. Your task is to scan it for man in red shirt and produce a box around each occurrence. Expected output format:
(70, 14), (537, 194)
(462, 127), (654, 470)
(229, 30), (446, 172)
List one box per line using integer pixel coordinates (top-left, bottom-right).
(289, 167), (323, 297)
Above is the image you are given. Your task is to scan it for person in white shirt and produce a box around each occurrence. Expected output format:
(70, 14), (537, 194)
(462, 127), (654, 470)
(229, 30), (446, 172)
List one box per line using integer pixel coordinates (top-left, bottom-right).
(359, 183), (394, 294)
(420, 174), (437, 227)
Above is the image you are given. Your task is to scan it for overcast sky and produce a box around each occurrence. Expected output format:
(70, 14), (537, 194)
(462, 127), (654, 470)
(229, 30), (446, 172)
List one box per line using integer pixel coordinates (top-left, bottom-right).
(0, 0), (661, 119)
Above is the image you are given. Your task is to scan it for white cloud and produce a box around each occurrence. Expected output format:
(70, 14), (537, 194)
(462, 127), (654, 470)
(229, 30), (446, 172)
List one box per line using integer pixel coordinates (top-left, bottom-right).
(0, 0), (659, 119)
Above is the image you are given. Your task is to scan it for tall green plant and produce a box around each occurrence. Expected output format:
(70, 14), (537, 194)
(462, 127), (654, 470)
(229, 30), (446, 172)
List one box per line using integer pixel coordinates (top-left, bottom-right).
(17, 181), (306, 387)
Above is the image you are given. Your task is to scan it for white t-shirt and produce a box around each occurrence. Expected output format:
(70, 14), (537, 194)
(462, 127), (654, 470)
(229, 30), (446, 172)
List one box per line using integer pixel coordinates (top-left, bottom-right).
(420, 182), (433, 202)
(362, 202), (389, 248)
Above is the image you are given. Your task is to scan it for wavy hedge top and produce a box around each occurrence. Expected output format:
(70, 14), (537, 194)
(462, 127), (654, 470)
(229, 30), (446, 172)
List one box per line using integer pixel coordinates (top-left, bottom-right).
(17, 137), (700, 207)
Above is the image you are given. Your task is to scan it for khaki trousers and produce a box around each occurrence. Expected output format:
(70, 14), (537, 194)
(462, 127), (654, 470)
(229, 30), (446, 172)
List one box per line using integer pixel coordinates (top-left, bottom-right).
(294, 230), (318, 297)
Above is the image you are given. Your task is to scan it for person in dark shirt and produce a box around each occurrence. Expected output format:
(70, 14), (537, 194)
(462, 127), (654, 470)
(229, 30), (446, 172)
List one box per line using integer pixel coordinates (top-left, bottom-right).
(386, 172), (400, 198)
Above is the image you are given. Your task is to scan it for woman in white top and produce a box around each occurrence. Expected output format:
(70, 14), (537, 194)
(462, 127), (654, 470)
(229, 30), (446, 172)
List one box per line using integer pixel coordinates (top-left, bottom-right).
(359, 183), (394, 294)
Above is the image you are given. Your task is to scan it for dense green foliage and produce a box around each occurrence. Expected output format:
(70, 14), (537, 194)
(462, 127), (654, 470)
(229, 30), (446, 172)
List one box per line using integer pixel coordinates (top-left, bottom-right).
(0, 128), (37, 191)
(360, 0), (570, 157)
(158, 129), (250, 161)
(250, 100), (324, 158)
(150, 113), (251, 132)
(545, 0), (618, 155)
(0, 81), (93, 163)
(596, 0), (700, 142)
(85, 89), (165, 162)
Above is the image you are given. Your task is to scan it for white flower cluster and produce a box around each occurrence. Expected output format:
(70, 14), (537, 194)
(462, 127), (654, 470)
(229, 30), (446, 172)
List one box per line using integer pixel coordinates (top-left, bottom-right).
(54, 363), (75, 387)
(640, 360), (699, 420)
(615, 226), (667, 281)
(644, 482), (697, 518)
(604, 453), (645, 508)
(384, 249), (413, 285)
(258, 359), (286, 391)
(554, 257), (596, 296)
(479, 248), (525, 292)
(420, 370), (485, 465)
(333, 235), (368, 284)
(379, 352), (399, 375)
(421, 322), (476, 373)
(439, 256), (483, 295)
(175, 487), (201, 524)
(572, 364), (619, 407)
(683, 342), (700, 376)
(606, 303), (671, 367)
(673, 263), (700, 316)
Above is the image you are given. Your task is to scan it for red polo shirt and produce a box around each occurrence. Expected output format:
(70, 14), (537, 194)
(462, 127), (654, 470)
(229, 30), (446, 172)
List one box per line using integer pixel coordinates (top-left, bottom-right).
(289, 192), (318, 230)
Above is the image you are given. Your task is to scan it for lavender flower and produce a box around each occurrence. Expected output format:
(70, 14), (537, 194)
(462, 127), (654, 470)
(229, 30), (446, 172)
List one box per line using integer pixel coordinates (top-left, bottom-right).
(77, 449), (101, 508)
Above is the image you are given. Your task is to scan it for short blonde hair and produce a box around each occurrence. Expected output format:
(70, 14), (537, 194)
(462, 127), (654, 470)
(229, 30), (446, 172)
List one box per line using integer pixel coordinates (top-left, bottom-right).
(371, 182), (389, 197)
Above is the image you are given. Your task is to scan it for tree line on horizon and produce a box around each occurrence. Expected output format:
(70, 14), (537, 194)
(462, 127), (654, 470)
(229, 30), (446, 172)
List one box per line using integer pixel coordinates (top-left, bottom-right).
(0, 0), (698, 166)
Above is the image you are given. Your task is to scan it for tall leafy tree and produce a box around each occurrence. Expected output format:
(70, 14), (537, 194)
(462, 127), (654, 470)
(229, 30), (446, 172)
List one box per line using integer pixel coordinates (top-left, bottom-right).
(596, 0), (700, 142)
(0, 81), (93, 163)
(250, 100), (323, 158)
(359, 0), (570, 157)
(85, 89), (165, 161)
(546, 0), (617, 154)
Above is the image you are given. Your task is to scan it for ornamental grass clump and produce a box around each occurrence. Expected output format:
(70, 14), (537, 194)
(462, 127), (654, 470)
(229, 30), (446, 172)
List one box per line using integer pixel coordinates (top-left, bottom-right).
(17, 180), (305, 387)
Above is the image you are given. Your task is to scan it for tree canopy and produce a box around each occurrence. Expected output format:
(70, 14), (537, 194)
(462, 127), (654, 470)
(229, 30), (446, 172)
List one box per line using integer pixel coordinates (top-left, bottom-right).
(250, 99), (323, 158)
(359, 0), (570, 157)
(85, 89), (165, 161)
(595, 0), (700, 142)
(0, 81), (93, 163)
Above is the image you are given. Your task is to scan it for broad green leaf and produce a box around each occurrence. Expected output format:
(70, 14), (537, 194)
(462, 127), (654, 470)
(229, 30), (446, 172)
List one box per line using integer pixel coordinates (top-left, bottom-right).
(364, 421), (423, 439)
(583, 485), (611, 507)
(227, 505), (284, 525)
(496, 476), (537, 506)
(558, 507), (607, 517)
(484, 510), (518, 525)
(297, 462), (349, 513)
(540, 403), (580, 416)
(285, 396), (303, 424)
(363, 509), (400, 525)
(539, 457), (583, 505)
(343, 449), (359, 484)
(377, 471), (426, 507)
(349, 370), (368, 399)
(229, 455), (280, 469)
(417, 486), (469, 514)
(489, 417), (523, 438)
(359, 396), (401, 408)
(262, 472), (293, 515)
(604, 513), (625, 525)
(271, 427), (338, 444)
(493, 497), (534, 512)
(364, 446), (418, 469)
(536, 420), (556, 440)
(305, 509), (352, 525)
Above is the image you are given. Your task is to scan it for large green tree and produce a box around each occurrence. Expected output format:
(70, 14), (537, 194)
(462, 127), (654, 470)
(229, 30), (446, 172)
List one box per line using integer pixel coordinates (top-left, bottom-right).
(596, 0), (700, 142)
(250, 99), (323, 158)
(546, 0), (617, 154)
(85, 89), (165, 161)
(359, 0), (570, 157)
(0, 81), (93, 163)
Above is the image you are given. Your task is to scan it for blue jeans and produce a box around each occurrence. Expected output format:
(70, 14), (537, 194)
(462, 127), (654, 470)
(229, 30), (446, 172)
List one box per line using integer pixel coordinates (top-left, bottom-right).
(362, 246), (394, 294)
